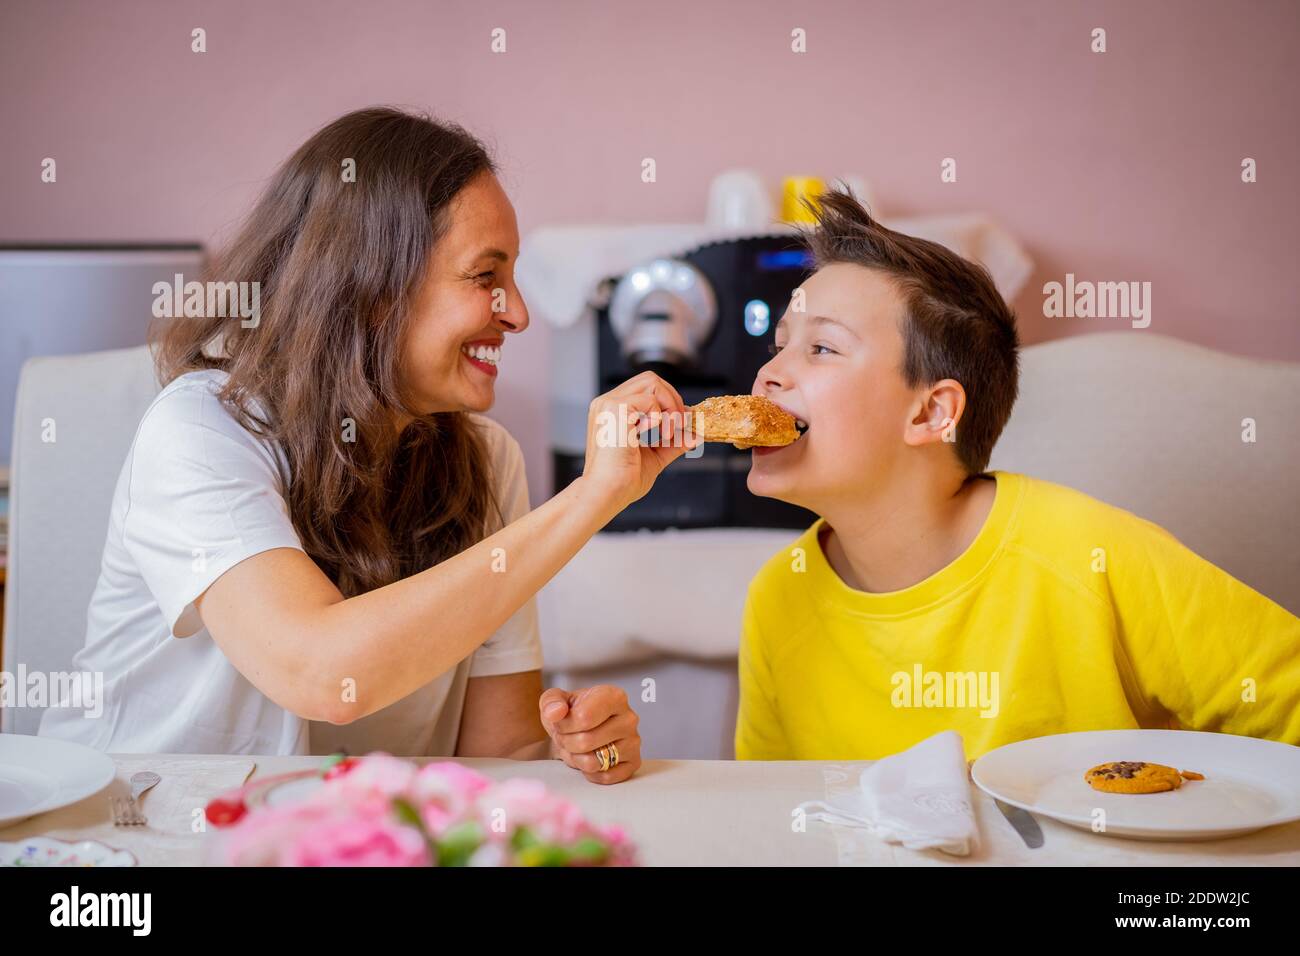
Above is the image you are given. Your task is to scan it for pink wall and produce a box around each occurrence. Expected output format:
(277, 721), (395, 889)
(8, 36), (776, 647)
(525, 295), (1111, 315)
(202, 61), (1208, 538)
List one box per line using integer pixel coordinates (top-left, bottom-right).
(3, 0), (1297, 499)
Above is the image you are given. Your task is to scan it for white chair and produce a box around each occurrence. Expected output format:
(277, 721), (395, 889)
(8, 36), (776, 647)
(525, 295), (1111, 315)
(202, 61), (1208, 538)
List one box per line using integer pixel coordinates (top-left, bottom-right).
(2, 345), (161, 734)
(988, 331), (1300, 615)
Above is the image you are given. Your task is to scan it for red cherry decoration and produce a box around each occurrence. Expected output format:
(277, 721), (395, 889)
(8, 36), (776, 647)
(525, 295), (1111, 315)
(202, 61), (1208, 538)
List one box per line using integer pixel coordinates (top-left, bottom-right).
(324, 757), (360, 780)
(205, 796), (247, 827)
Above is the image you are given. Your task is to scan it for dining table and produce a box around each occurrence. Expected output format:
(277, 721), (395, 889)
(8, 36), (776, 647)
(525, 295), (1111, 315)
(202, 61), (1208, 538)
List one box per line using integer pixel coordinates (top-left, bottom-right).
(5, 753), (1300, 866)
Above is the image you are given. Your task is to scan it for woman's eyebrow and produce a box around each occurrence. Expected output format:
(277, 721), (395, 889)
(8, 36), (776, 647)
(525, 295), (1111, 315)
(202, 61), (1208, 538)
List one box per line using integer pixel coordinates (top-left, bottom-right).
(466, 247), (511, 263)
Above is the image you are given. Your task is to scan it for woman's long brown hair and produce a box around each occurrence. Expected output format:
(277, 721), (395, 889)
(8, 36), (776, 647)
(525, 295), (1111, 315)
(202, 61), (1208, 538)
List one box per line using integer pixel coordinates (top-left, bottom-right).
(152, 107), (503, 597)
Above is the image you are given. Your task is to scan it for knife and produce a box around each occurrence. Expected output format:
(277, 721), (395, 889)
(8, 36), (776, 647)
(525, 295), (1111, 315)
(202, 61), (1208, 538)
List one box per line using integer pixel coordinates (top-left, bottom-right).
(994, 799), (1044, 848)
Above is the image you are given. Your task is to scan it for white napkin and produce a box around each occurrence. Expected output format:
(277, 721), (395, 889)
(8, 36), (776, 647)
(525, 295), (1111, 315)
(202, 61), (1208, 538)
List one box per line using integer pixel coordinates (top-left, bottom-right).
(796, 731), (980, 857)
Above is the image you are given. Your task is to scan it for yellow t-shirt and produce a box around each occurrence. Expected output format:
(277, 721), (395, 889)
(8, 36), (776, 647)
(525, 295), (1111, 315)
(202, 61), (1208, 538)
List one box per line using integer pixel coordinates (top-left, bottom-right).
(735, 471), (1300, 761)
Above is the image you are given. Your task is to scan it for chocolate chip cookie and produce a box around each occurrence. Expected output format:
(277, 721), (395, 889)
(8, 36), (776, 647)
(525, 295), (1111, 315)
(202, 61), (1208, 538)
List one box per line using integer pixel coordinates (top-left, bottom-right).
(1084, 760), (1202, 794)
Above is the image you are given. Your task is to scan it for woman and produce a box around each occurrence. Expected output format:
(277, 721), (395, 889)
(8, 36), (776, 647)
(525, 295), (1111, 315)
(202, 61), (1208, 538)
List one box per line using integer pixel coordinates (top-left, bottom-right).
(39, 107), (696, 784)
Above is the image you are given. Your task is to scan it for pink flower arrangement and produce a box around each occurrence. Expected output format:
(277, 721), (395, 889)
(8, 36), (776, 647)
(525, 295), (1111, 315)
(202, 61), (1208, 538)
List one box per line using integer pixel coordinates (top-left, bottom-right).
(208, 754), (637, 867)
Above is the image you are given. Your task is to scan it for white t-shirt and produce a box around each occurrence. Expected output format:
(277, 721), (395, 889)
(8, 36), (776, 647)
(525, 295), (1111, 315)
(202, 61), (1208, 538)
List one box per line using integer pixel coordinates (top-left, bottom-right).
(38, 369), (543, 756)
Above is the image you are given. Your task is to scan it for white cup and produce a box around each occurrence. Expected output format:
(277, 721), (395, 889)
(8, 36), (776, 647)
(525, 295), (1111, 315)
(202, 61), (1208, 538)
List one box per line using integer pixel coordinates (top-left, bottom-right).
(706, 169), (775, 229)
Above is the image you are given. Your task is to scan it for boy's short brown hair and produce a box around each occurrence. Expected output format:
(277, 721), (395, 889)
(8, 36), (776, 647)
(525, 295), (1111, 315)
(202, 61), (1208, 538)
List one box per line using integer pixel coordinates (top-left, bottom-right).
(801, 188), (1020, 474)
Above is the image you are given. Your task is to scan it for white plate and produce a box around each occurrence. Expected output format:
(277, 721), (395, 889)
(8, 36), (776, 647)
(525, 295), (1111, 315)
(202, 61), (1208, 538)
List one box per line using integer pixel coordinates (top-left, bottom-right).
(0, 734), (117, 828)
(971, 730), (1300, 841)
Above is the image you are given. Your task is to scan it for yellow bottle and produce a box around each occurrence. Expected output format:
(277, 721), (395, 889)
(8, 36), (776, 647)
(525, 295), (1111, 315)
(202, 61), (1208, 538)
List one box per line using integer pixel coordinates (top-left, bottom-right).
(781, 176), (827, 223)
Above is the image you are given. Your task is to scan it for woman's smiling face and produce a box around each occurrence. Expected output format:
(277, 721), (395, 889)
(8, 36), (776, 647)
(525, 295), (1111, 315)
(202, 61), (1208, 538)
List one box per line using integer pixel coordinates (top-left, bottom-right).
(747, 263), (918, 509)
(401, 171), (528, 415)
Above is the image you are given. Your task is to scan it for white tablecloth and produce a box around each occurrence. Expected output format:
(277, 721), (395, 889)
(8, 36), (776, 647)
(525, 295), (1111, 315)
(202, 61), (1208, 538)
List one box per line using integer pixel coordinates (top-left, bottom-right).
(3, 755), (1298, 866)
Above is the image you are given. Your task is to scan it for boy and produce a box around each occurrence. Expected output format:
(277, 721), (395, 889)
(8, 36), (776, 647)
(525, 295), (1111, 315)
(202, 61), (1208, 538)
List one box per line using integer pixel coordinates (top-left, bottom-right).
(735, 189), (1300, 761)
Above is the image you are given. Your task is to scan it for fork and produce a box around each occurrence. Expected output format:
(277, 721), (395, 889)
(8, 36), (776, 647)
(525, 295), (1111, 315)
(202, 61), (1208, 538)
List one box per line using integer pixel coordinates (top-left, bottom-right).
(111, 771), (161, 826)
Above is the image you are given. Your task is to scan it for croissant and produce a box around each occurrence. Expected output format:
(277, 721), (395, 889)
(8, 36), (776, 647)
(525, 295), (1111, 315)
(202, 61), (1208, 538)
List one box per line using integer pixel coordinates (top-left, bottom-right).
(688, 395), (801, 449)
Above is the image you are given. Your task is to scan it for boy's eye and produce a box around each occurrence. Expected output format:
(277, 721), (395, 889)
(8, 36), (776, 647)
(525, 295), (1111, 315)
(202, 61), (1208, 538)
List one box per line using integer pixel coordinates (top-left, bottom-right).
(472, 270), (496, 286)
(767, 342), (836, 357)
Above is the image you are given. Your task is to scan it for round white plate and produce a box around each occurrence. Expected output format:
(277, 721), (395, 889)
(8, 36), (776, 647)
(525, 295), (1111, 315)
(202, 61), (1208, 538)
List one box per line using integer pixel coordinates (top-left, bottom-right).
(0, 734), (117, 828)
(971, 730), (1300, 841)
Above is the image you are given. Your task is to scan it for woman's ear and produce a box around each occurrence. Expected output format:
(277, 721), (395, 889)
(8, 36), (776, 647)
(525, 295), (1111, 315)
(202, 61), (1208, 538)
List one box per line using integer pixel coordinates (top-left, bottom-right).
(903, 378), (967, 448)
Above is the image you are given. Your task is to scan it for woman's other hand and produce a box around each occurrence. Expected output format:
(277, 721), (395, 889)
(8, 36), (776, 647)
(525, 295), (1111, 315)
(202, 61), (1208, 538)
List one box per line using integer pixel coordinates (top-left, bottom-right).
(538, 685), (642, 785)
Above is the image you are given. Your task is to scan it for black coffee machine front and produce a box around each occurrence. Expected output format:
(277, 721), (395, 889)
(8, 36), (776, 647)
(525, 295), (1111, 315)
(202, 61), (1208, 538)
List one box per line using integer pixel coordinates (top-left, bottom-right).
(551, 234), (818, 531)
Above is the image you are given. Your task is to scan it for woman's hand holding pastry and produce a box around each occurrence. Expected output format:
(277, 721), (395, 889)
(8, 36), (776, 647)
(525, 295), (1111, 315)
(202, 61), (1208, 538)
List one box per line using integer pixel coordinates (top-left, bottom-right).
(580, 371), (700, 514)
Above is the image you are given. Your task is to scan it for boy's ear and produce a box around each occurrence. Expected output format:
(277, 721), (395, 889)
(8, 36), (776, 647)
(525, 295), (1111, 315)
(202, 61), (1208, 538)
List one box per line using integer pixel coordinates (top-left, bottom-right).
(903, 379), (967, 448)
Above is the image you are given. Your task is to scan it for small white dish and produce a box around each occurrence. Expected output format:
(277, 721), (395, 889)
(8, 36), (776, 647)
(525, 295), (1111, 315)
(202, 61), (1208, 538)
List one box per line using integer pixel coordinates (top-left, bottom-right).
(1, 835), (137, 867)
(0, 734), (117, 827)
(972, 729), (1300, 841)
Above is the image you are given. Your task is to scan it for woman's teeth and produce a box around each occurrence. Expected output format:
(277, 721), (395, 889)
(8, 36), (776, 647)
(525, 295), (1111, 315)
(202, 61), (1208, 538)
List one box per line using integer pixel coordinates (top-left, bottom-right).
(462, 344), (501, 366)
(794, 418), (809, 437)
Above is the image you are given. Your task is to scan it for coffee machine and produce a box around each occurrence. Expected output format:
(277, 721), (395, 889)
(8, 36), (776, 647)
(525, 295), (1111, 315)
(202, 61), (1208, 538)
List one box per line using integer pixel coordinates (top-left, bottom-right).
(550, 234), (818, 531)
